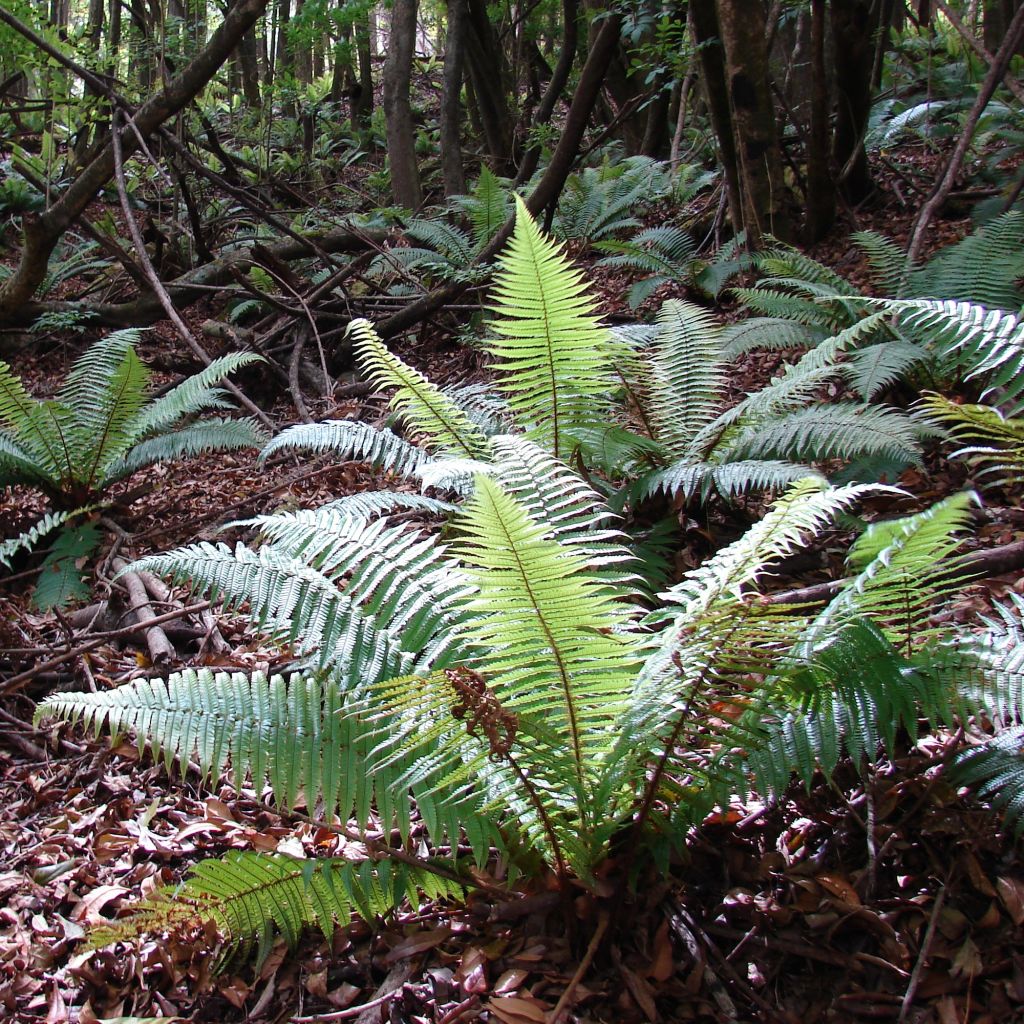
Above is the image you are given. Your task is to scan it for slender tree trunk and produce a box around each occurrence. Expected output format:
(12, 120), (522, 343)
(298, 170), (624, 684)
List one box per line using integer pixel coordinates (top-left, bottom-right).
(513, 0), (578, 184)
(382, 0), (423, 208)
(805, 0), (834, 240)
(464, 0), (515, 171)
(830, 0), (881, 204)
(440, 0), (468, 195)
(689, 0), (744, 239)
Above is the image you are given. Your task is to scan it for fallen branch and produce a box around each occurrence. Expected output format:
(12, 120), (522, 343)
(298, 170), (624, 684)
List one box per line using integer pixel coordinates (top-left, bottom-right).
(111, 558), (176, 668)
(0, 601), (211, 696)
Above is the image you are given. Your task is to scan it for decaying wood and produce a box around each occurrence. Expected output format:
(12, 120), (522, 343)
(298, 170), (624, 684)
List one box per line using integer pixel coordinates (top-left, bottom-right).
(111, 558), (175, 668)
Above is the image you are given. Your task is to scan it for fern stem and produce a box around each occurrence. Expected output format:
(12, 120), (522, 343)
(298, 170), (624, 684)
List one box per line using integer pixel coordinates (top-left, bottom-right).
(505, 752), (570, 882)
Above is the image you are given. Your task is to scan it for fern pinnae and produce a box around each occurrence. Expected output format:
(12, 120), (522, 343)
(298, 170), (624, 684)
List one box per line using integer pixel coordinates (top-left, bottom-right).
(349, 319), (490, 459)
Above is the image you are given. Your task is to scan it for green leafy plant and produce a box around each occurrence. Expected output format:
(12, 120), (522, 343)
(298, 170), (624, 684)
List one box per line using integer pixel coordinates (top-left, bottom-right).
(37, 467), (1022, 956)
(0, 329), (267, 607)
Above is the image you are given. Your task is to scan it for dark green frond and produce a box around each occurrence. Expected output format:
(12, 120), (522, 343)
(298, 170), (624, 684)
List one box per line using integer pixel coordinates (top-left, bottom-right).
(639, 458), (816, 502)
(107, 417), (267, 480)
(33, 521), (101, 610)
(720, 317), (825, 359)
(843, 340), (929, 400)
(950, 729), (1024, 836)
(124, 352), (263, 443)
(852, 230), (916, 296)
(723, 403), (923, 467)
(92, 851), (462, 956)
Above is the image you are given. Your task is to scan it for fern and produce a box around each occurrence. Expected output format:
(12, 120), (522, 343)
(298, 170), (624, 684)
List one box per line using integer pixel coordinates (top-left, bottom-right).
(486, 197), (614, 457)
(349, 319), (491, 459)
(0, 507), (86, 569)
(260, 419), (433, 479)
(595, 226), (698, 309)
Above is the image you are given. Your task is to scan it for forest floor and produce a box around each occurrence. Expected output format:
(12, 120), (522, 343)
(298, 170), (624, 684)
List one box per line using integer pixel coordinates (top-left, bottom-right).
(3, 155), (1024, 1023)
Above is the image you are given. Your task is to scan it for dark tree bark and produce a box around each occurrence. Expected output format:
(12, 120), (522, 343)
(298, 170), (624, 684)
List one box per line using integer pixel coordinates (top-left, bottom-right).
(805, 0), (834, 240)
(382, 0), (423, 208)
(830, 0), (882, 204)
(717, 0), (790, 244)
(0, 0), (272, 322)
(689, 0), (744, 240)
(464, 0), (515, 172)
(513, 0), (578, 185)
(440, 0), (468, 195)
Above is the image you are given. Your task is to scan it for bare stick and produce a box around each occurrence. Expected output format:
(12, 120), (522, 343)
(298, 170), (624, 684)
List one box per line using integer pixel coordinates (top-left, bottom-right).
(111, 558), (176, 667)
(110, 110), (274, 431)
(548, 911), (610, 1024)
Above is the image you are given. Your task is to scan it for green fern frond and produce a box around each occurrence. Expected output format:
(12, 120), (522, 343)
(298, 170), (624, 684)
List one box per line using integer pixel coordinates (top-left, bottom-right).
(754, 248), (859, 296)
(124, 352), (263, 443)
(487, 197), (614, 457)
(130, 542), (407, 678)
(92, 851), (462, 956)
(404, 219), (476, 264)
(236, 507), (474, 661)
(451, 166), (512, 250)
(321, 491), (457, 519)
(720, 317), (825, 359)
(889, 299), (1024, 414)
(644, 299), (725, 455)
(950, 728), (1024, 836)
(455, 476), (642, 774)
(639, 458), (816, 502)
(723, 404), (923, 467)
(843, 340), (928, 400)
(852, 230), (916, 296)
(349, 319), (491, 459)
(259, 420), (433, 478)
(107, 418), (268, 480)
(33, 521), (101, 610)
(0, 508), (84, 569)
(919, 394), (1024, 486)
(806, 493), (974, 652)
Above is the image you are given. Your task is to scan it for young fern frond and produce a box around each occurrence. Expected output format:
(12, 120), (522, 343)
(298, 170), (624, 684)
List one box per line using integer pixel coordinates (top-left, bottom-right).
(90, 852), (463, 958)
(259, 419), (433, 479)
(487, 197), (614, 457)
(349, 319), (491, 459)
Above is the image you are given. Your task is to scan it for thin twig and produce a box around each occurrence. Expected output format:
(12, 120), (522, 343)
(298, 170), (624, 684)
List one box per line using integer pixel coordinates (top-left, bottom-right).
(548, 910), (609, 1024)
(897, 883), (947, 1024)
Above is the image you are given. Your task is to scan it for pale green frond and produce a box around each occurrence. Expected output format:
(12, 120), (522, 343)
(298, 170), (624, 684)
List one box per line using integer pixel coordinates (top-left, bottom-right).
(452, 165), (512, 250)
(455, 476), (643, 775)
(417, 457), (494, 493)
(754, 248), (860, 296)
(259, 419), (433, 478)
(106, 418), (267, 480)
(321, 491), (457, 519)
(919, 394), (1024, 486)
(237, 508), (475, 665)
(889, 299), (1024, 414)
(130, 542), (408, 680)
(55, 328), (143, 412)
(806, 493), (975, 652)
(0, 431), (51, 488)
(639, 458), (817, 502)
(124, 352), (263, 443)
(487, 197), (614, 457)
(349, 319), (491, 459)
(0, 359), (43, 434)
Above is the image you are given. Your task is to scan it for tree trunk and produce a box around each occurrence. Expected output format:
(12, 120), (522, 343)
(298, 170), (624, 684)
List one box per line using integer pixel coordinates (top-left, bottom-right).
(830, 0), (881, 204)
(689, 0), (744, 239)
(717, 0), (790, 244)
(464, 0), (515, 171)
(382, 0), (423, 208)
(805, 0), (834, 240)
(440, 0), (468, 195)
(513, 0), (578, 184)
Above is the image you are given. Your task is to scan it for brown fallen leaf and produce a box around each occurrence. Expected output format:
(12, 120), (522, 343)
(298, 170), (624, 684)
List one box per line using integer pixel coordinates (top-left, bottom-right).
(384, 926), (453, 964)
(71, 884), (130, 924)
(486, 994), (550, 1023)
(998, 876), (1024, 926)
